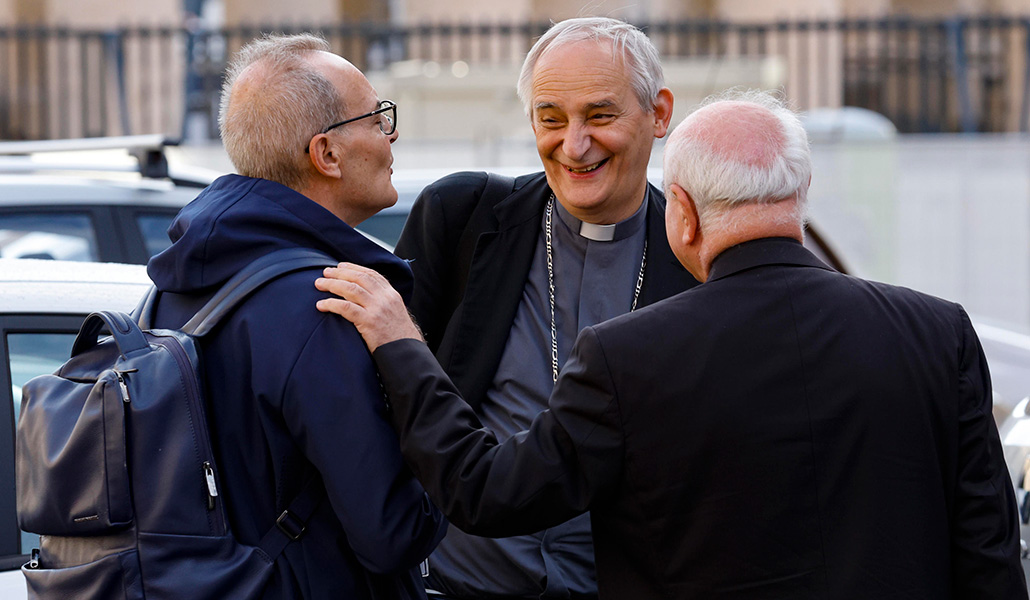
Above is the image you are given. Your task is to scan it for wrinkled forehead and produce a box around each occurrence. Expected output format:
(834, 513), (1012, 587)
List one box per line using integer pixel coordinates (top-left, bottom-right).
(687, 101), (784, 168)
(542, 35), (621, 59)
(531, 39), (634, 104)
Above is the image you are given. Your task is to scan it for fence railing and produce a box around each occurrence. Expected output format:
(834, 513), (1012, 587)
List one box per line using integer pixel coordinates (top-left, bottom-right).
(1, 17), (1029, 141)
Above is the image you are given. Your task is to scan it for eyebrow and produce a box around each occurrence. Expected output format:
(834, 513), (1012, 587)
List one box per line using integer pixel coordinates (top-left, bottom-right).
(534, 99), (618, 111)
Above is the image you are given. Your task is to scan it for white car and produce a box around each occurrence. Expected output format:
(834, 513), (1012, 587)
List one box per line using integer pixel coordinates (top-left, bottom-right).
(0, 258), (152, 595)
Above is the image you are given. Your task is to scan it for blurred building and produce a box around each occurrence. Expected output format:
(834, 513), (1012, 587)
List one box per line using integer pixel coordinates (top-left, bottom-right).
(396, 0), (1027, 21)
(2, 0), (1030, 140)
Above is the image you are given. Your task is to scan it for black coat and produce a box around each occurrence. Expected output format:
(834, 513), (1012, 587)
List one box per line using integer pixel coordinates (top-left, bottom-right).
(395, 170), (699, 410)
(375, 237), (1026, 600)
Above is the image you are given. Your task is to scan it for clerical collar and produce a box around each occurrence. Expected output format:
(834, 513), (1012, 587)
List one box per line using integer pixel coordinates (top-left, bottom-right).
(552, 193), (648, 242)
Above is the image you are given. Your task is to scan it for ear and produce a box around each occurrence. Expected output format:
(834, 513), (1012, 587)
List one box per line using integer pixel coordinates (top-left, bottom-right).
(669, 183), (700, 246)
(307, 133), (344, 178)
(652, 88), (674, 139)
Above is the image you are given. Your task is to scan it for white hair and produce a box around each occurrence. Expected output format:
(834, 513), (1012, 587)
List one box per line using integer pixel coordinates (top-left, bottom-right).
(218, 33), (345, 190)
(663, 88), (811, 231)
(516, 17), (665, 115)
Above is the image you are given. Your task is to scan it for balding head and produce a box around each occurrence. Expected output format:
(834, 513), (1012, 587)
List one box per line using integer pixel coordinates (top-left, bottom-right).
(663, 89), (811, 233)
(218, 33), (346, 190)
(689, 101), (785, 172)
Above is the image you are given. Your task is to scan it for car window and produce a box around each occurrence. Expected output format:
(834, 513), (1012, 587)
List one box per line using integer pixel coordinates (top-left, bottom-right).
(135, 213), (176, 258)
(0, 213), (99, 262)
(7, 332), (76, 555)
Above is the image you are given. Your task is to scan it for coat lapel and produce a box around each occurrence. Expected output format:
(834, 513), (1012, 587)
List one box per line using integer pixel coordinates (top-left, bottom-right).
(447, 175), (550, 405)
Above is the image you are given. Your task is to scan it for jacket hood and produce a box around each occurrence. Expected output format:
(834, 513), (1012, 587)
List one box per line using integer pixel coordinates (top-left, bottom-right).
(148, 174), (412, 299)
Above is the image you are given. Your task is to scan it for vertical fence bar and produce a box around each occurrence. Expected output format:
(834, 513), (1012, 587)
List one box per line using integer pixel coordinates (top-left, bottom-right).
(1022, 19), (1030, 132)
(796, 20), (810, 110)
(976, 18), (989, 131)
(0, 29), (8, 139)
(922, 23), (939, 132)
(14, 28), (27, 138)
(815, 20), (828, 108)
(843, 19), (853, 109)
(941, 22), (952, 132)
(896, 19), (910, 132)
(77, 34), (88, 137)
(35, 27), (49, 139)
(137, 28), (149, 134)
(55, 28), (68, 138)
(949, 18), (976, 133)
(105, 31), (128, 135)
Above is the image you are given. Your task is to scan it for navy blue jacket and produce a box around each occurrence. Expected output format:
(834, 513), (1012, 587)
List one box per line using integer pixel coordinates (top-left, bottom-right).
(147, 174), (446, 599)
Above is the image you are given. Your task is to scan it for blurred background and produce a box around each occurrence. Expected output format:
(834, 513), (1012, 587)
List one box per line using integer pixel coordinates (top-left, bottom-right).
(2, 0), (1030, 334)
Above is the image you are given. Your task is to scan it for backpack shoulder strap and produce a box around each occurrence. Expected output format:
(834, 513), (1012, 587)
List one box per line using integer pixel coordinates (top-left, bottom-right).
(135, 248), (336, 335)
(257, 474), (324, 559)
(183, 248), (336, 336)
(131, 249), (334, 559)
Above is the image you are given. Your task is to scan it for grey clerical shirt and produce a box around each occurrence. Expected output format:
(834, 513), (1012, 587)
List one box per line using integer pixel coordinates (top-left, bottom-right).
(426, 193), (648, 599)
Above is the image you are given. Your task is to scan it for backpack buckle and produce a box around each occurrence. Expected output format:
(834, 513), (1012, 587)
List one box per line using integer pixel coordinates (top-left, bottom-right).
(275, 509), (306, 541)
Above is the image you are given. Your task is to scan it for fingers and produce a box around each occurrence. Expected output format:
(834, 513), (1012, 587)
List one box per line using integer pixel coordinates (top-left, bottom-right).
(316, 262), (398, 309)
(323, 262), (390, 292)
(315, 296), (360, 317)
(313, 262), (423, 351)
(315, 275), (366, 305)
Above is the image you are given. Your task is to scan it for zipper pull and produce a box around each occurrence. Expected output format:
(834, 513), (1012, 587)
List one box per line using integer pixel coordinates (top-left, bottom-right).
(113, 368), (138, 403)
(203, 462), (218, 510)
(28, 548), (39, 569)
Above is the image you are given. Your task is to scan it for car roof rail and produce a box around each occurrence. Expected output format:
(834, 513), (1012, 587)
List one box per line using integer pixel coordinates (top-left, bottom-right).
(0, 134), (178, 180)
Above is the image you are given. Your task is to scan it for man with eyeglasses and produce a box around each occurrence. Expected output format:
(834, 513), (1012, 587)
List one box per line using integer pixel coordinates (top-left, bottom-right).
(388, 16), (699, 600)
(144, 33), (445, 600)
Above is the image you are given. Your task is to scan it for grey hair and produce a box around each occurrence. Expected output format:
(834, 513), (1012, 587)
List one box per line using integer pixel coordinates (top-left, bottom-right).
(516, 17), (665, 115)
(663, 88), (811, 231)
(218, 33), (345, 190)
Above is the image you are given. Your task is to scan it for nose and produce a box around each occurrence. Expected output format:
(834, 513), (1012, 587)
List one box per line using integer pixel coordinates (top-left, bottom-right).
(562, 121), (591, 161)
(388, 127), (399, 144)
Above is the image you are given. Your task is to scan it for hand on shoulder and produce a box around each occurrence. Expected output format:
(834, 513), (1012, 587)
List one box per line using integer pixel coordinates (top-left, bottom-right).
(315, 263), (424, 352)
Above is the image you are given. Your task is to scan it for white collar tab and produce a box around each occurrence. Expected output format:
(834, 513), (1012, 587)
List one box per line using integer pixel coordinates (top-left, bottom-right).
(579, 222), (617, 242)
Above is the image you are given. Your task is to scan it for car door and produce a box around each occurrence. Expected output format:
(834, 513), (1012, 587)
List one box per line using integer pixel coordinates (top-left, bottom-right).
(0, 313), (85, 594)
(112, 207), (181, 264)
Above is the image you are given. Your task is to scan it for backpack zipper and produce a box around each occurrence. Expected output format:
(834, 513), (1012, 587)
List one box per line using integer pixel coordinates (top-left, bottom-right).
(149, 335), (227, 532)
(203, 462), (218, 510)
(113, 368), (138, 403)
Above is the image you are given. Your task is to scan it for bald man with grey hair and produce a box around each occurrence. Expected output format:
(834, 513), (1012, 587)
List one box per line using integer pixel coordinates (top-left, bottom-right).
(315, 88), (1026, 599)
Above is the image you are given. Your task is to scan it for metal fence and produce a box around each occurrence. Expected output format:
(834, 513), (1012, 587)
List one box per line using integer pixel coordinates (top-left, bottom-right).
(1, 16), (1029, 141)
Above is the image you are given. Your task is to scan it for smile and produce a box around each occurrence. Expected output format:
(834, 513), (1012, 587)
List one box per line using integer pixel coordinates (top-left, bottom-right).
(565, 159), (608, 174)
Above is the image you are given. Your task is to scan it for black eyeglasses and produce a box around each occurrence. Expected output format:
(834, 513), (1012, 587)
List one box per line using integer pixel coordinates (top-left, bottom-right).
(306, 99), (396, 152)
